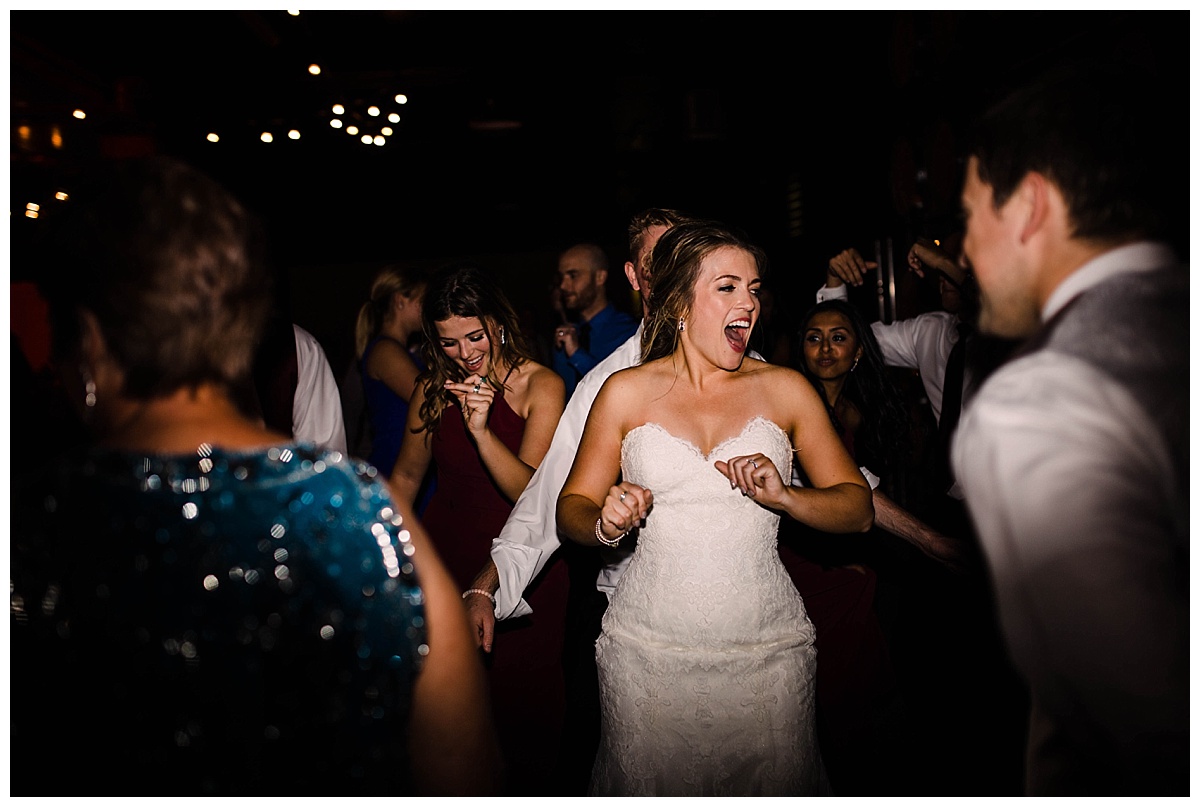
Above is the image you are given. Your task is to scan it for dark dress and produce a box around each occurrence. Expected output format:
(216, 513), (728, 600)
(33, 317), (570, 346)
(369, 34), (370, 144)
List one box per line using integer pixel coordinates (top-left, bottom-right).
(10, 444), (428, 795)
(361, 335), (436, 512)
(362, 335), (414, 477)
(420, 390), (569, 795)
(776, 420), (903, 794)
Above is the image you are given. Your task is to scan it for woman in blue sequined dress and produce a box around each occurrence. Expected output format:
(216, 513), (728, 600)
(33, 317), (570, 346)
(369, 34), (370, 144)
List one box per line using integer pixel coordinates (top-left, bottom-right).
(10, 158), (500, 796)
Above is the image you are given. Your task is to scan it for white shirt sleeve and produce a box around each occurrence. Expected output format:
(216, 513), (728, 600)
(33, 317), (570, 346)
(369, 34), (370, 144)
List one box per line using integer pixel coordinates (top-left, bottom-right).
(490, 331), (641, 619)
(291, 324), (349, 455)
(952, 353), (1186, 752)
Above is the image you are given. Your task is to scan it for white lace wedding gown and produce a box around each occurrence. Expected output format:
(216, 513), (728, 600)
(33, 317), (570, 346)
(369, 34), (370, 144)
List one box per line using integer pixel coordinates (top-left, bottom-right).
(589, 417), (826, 796)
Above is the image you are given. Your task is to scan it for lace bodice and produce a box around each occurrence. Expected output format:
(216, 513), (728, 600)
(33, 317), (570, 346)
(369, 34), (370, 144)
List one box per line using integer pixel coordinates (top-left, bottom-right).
(590, 416), (824, 795)
(605, 416), (812, 649)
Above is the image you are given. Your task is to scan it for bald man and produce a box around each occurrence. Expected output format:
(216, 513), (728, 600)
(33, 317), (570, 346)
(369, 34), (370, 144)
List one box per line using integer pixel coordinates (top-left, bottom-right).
(551, 242), (637, 399)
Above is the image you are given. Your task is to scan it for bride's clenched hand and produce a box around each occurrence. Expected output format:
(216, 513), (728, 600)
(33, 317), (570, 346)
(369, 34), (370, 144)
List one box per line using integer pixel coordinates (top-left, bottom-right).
(715, 454), (787, 508)
(600, 483), (653, 538)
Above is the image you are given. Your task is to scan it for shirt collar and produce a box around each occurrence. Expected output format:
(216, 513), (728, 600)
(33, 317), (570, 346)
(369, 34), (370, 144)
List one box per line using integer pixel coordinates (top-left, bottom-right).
(1043, 241), (1177, 321)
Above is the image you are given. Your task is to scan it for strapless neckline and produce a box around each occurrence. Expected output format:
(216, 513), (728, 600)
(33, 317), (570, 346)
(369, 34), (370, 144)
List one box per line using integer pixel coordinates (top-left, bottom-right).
(624, 416), (787, 461)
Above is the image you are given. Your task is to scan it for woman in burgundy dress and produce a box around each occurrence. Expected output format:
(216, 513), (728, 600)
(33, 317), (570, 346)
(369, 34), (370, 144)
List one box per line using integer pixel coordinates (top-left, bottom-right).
(390, 263), (568, 795)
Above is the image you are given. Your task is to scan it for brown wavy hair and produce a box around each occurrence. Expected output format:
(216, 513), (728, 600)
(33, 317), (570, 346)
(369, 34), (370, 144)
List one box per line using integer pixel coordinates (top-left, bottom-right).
(641, 221), (768, 363)
(415, 262), (537, 435)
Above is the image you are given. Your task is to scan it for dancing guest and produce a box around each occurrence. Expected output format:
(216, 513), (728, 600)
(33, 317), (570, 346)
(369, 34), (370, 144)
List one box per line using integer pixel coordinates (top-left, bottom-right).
(10, 157), (499, 796)
(388, 262), (568, 795)
(353, 264), (438, 513)
(551, 242), (638, 400)
(954, 61), (1187, 795)
(557, 221), (873, 795)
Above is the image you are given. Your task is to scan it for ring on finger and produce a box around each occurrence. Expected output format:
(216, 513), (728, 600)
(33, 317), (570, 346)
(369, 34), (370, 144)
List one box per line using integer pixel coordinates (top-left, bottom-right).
(750, 460), (758, 469)
(472, 383), (481, 394)
(619, 491), (627, 503)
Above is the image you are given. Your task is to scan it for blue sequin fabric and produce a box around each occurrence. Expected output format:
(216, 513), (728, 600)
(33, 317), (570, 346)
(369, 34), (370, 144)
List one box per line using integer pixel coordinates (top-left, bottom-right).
(10, 443), (428, 795)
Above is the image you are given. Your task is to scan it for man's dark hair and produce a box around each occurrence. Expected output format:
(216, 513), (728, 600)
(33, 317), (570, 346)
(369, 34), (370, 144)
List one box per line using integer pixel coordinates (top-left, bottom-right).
(968, 58), (1179, 248)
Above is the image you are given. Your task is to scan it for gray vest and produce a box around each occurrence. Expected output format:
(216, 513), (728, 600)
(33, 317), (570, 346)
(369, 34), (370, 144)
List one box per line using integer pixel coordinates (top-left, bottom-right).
(1025, 265), (1189, 542)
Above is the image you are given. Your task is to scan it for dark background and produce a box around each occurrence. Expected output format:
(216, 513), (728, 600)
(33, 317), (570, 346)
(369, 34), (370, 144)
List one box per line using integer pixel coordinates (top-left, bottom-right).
(10, 9), (1190, 377)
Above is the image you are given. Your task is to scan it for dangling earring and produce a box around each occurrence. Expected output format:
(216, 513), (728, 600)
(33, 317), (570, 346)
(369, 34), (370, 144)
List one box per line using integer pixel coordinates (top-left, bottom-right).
(81, 365), (97, 409)
(850, 356), (860, 373)
(678, 317), (685, 332)
(500, 326), (506, 346)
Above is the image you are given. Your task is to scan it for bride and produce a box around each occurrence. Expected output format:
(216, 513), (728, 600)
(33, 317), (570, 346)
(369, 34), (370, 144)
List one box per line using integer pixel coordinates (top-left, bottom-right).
(557, 221), (873, 796)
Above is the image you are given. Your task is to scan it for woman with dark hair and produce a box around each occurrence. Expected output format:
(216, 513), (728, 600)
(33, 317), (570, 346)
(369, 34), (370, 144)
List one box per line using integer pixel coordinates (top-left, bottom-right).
(557, 221), (873, 795)
(10, 157), (499, 795)
(389, 262), (569, 795)
(797, 298), (963, 568)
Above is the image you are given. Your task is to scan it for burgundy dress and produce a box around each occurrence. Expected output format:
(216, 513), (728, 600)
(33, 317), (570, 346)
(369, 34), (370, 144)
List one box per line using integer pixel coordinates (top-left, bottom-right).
(776, 420), (900, 793)
(421, 391), (569, 795)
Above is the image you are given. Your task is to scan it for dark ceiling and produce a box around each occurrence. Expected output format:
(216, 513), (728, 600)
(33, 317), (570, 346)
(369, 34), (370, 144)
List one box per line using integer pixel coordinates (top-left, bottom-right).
(11, 10), (1189, 274)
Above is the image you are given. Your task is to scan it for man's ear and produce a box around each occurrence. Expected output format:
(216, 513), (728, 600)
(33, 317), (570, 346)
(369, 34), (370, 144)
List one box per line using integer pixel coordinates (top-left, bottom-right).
(623, 261), (639, 292)
(1017, 171), (1053, 244)
(594, 267), (608, 288)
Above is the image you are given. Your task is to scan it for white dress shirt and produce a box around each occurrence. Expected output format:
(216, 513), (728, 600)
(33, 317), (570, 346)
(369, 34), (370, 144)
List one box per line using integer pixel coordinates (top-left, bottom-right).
(491, 325), (644, 618)
(292, 324), (349, 454)
(816, 284), (968, 497)
(951, 242), (1185, 790)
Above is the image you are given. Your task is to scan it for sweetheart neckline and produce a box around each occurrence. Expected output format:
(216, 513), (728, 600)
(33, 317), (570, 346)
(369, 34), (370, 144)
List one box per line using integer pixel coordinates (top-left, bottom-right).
(624, 416), (788, 461)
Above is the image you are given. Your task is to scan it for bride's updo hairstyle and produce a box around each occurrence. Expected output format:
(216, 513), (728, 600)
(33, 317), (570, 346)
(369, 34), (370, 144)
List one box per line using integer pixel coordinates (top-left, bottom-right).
(640, 220), (768, 363)
(39, 157), (271, 399)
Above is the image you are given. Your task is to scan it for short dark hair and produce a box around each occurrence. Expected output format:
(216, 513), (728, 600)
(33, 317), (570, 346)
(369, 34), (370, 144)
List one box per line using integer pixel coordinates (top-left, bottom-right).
(968, 58), (1177, 246)
(38, 156), (271, 399)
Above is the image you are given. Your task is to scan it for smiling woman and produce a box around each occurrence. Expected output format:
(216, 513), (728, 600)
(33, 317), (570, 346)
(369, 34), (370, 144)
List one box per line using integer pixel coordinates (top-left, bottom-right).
(556, 221), (874, 796)
(387, 261), (570, 795)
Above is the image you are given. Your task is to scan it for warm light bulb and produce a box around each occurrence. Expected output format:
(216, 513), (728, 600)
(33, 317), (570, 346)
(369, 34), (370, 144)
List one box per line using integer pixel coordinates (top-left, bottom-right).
(261, 132), (274, 143)
(388, 112), (400, 123)
(361, 135), (373, 144)
(367, 106), (380, 117)
(394, 94), (408, 105)
(206, 133), (220, 143)
(25, 210), (38, 219)
(72, 109), (86, 120)
(373, 135), (385, 146)
(288, 130), (301, 140)
(330, 119), (343, 129)
(308, 64), (321, 76)
(26, 203), (40, 211)
(50, 126), (63, 149)
(287, 9), (299, 15)
(55, 191), (68, 201)
(381, 126), (393, 136)
(346, 125), (359, 136)
(332, 104), (344, 115)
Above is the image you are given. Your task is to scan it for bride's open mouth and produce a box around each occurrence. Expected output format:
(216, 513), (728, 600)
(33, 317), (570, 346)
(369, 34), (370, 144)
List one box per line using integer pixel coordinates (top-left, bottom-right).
(725, 318), (751, 353)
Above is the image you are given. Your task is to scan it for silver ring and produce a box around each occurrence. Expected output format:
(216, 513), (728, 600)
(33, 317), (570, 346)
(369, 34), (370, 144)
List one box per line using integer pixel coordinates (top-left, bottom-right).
(750, 460), (758, 469)
(472, 383), (481, 394)
(619, 491), (627, 502)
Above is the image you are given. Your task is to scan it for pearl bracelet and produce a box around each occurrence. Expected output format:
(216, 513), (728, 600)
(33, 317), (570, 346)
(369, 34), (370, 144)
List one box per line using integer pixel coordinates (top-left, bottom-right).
(462, 588), (496, 606)
(594, 516), (626, 548)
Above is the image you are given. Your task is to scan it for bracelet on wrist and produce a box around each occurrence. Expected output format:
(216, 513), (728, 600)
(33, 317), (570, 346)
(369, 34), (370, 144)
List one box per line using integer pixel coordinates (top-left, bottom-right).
(594, 516), (626, 548)
(462, 588), (496, 606)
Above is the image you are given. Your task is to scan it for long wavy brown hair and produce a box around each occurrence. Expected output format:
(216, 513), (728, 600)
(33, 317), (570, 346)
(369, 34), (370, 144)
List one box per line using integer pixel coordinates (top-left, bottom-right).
(415, 262), (537, 435)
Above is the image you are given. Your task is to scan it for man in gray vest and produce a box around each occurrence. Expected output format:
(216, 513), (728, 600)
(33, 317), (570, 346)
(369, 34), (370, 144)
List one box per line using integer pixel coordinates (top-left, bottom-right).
(952, 60), (1187, 795)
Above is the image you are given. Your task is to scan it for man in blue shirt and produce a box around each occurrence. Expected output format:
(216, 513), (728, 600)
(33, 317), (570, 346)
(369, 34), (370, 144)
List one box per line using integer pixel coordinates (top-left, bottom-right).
(551, 242), (638, 399)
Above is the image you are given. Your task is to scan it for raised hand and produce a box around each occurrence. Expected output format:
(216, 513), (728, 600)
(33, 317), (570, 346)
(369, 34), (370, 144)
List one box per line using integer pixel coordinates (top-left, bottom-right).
(827, 248), (878, 288)
(714, 453), (788, 509)
(444, 373), (495, 436)
(598, 482), (653, 542)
